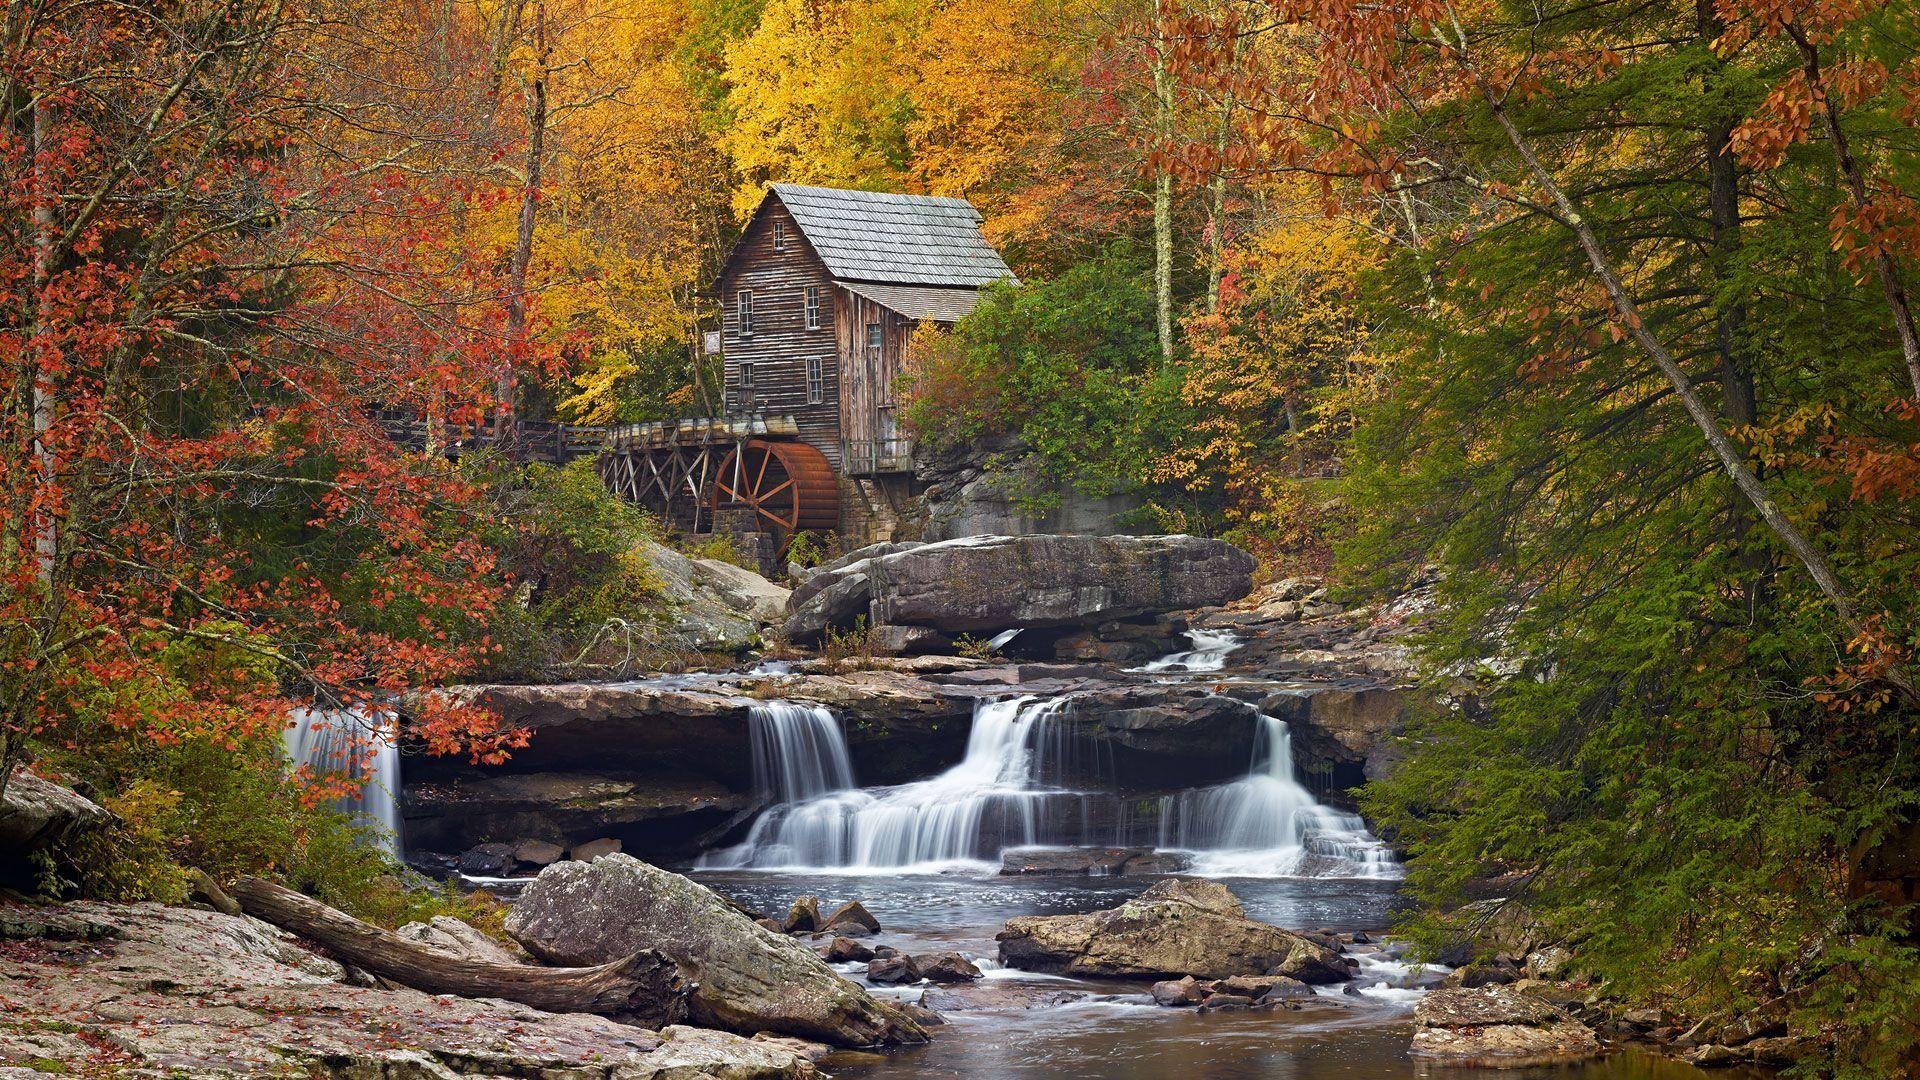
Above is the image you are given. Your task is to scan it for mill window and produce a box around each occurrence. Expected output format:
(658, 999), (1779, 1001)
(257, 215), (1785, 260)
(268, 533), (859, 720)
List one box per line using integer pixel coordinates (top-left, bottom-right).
(737, 289), (753, 336)
(739, 361), (754, 389)
(866, 322), (882, 351)
(805, 285), (822, 330)
(773, 221), (787, 251)
(807, 355), (825, 404)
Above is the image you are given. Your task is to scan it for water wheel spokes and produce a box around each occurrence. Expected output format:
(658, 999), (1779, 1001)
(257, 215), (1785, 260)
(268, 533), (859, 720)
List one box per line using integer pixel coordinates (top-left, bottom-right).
(713, 439), (839, 535)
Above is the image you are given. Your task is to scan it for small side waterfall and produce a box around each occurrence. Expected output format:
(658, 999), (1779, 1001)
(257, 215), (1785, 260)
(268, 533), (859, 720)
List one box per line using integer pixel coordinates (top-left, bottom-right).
(701, 696), (1397, 878)
(1159, 714), (1397, 878)
(1133, 629), (1241, 673)
(747, 702), (854, 802)
(284, 708), (402, 855)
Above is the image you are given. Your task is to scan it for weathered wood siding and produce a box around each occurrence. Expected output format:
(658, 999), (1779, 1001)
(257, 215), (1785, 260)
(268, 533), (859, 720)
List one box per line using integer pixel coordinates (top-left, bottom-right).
(716, 200), (843, 466)
(835, 288), (917, 472)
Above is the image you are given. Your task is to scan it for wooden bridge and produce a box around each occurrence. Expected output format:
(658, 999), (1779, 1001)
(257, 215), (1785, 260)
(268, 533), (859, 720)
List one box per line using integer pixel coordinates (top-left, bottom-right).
(377, 412), (841, 536)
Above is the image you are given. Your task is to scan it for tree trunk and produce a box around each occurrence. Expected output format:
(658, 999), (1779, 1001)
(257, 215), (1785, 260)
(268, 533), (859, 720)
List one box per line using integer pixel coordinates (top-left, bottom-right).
(1437, 8), (1909, 696)
(1786, 24), (1920, 406)
(499, 0), (549, 443)
(231, 877), (690, 1021)
(1150, 8), (1176, 361)
(31, 90), (54, 585)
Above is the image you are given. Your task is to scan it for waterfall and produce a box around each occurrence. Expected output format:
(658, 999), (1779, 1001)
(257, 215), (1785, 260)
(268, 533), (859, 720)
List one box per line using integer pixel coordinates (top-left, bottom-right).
(747, 702), (854, 803)
(700, 696), (1398, 879)
(1158, 714), (1398, 878)
(1133, 628), (1241, 673)
(284, 708), (402, 856)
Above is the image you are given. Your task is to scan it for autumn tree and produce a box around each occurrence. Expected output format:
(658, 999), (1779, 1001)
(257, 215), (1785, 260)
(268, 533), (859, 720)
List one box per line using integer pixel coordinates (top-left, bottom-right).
(0, 0), (530, 807)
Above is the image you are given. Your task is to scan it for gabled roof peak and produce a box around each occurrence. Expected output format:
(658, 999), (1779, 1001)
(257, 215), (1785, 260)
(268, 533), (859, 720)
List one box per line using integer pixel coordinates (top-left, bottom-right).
(745, 183), (1015, 289)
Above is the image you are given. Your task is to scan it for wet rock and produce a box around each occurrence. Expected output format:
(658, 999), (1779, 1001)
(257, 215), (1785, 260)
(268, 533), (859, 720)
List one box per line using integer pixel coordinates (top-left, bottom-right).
(998, 846), (1193, 877)
(785, 896), (822, 933)
(1216, 974), (1313, 1001)
(393, 916), (529, 965)
(1151, 976), (1207, 1006)
(788, 534), (1256, 643)
(903, 1003), (949, 1028)
(1198, 993), (1258, 1012)
(1412, 987), (1601, 1064)
(1621, 1007), (1664, 1028)
(866, 955), (922, 985)
(824, 937), (875, 964)
(821, 900), (881, 935)
(511, 838), (566, 868)
(917, 954), (982, 983)
(456, 842), (515, 877)
(506, 853), (924, 1047)
(1686, 1045), (1740, 1067)
(1443, 958), (1520, 988)
(0, 901), (814, 1078)
(872, 945), (902, 959)
(757, 918), (787, 933)
(569, 837), (622, 861)
(996, 878), (1348, 983)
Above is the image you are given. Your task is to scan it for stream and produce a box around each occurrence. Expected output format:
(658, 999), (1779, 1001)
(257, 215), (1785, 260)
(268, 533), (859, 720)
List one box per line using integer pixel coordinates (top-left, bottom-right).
(421, 629), (1758, 1079)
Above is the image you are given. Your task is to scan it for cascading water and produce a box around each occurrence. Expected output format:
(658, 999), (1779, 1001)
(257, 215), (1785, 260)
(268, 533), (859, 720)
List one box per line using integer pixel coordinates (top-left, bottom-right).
(1158, 713), (1397, 878)
(700, 693), (1397, 879)
(1132, 628), (1242, 673)
(284, 708), (402, 855)
(746, 702), (855, 802)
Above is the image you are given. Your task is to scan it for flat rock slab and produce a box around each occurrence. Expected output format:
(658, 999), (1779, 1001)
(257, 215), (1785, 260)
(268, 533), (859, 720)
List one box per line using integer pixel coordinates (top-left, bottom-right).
(996, 878), (1350, 983)
(0, 901), (815, 1079)
(1412, 987), (1602, 1065)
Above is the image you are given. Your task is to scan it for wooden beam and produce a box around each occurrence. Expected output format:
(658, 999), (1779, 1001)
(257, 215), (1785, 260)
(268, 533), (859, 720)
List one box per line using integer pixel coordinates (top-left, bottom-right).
(230, 877), (690, 1022)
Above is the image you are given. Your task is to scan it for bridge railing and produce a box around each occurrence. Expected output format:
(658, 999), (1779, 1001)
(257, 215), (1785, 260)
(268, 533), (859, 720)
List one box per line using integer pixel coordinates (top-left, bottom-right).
(841, 437), (915, 476)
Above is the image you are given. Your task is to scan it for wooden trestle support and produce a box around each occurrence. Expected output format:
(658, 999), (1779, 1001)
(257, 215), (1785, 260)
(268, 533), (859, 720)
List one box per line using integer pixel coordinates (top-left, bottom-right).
(596, 416), (840, 538)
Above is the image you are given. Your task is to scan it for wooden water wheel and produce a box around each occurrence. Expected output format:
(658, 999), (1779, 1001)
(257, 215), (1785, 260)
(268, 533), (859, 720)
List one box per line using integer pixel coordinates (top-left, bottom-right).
(711, 438), (840, 534)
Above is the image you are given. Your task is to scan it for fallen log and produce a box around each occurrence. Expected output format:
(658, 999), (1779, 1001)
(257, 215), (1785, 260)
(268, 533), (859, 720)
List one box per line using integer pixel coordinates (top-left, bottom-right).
(231, 876), (689, 1021)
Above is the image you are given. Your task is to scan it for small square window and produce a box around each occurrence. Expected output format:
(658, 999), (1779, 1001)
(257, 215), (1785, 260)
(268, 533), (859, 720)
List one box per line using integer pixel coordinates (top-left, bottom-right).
(807, 355), (825, 404)
(866, 322), (882, 350)
(739, 362), (754, 389)
(737, 289), (754, 336)
(804, 285), (821, 330)
(772, 221), (787, 251)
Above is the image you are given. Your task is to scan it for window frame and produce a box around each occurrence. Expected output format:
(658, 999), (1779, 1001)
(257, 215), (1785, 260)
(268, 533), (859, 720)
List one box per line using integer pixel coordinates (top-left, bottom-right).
(866, 322), (882, 351)
(739, 361), (755, 390)
(737, 288), (754, 337)
(806, 355), (825, 404)
(804, 285), (821, 330)
(772, 221), (787, 251)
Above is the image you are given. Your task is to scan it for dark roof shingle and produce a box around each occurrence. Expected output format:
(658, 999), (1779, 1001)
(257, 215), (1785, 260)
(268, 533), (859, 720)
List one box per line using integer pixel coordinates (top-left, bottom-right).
(769, 183), (1015, 288)
(840, 282), (991, 322)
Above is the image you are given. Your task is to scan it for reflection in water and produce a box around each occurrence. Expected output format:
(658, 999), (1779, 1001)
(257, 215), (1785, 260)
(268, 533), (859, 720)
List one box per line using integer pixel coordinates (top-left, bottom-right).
(690, 873), (1750, 1080)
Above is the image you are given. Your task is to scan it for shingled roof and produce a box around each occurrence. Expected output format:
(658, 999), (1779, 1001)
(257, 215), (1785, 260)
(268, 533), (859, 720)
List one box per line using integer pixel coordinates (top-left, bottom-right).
(756, 183), (1015, 288)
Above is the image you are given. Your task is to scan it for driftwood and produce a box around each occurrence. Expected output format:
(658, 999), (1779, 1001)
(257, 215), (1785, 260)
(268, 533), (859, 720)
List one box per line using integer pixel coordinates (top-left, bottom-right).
(231, 877), (689, 1021)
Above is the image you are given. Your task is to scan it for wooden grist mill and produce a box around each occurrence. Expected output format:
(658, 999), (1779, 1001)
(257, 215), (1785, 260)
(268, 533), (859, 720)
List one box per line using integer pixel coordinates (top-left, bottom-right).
(596, 416), (840, 538)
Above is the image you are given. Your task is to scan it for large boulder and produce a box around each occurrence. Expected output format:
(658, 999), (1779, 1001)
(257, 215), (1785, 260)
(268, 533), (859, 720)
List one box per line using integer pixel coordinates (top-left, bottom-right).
(785, 534), (1256, 644)
(0, 901), (815, 1078)
(1, 770), (111, 889)
(637, 539), (791, 653)
(505, 854), (925, 1047)
(1412, 987), (1602, 1064)
(995, 878), (1349, 983)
